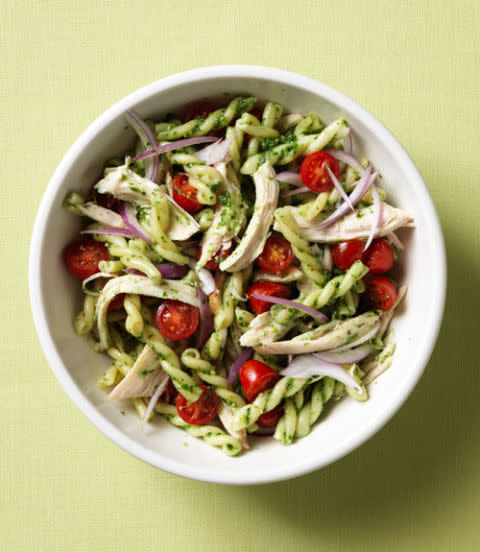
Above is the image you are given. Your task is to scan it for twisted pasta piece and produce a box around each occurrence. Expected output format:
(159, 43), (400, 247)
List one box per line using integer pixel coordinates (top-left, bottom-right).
(231, 376), (318, 430)
(181, 349), (245, 408)
(274, 207), (326, 286)
(241, 118), (347, 174)
(236, 113), (280, 138)
(154, 402), (242, 456)
(141, 323), (202, 402)
(273, 398), (297, 445)
(214, 272), (244, 331)
(194, 208), (215, 230)
(293, 113), (324, 135)
(124, 294), (143, 338)
(73, 294), (96, 335)
(98, 260), (124, 274)
(201, 329), (227, 361)
(155, 97), (256, 140)
(168, 152), (223, 193)
(295, 377), (335, 438)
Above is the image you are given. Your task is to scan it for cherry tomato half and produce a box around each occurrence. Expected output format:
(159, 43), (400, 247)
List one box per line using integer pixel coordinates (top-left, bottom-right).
(172, 174), (203, 213)
(108, 293), (126, 311)
(198, 242), (234, 271)
(63, 238), (109, 280)
(239, 360), (280, 402)
(155, 299), (199, 341)
(257, 235), (294, 274)
(176, 385), (220, 425)
(362, 238), (394, 274)
(300, 151), (341, 193)
(363, 275), (397, 311)
(331, 239), (365, 271)
(257, 405), (284, 428)
(247, 282), (291, 315)
(184, 100), (219, 121)
(93, 188), (122, 212)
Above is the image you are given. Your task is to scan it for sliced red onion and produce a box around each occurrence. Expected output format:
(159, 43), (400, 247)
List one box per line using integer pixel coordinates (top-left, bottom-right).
(81, 227), (135, 238)
(125, 110), (159, 182)
(120, 201), (152, 244)
(252, 426), (275, 437)
(276, 171), (304, 187)
(124, 263), (188, 279)
(313, 343), (374, 365)
(323, 147), (366, 175)
(178, 239), (200, 249)
(132, 136), (217, 162)
(386, 232), (404, 251)
(188, 260), (215, 295)
(195, 137), (232, 165)
(227, 346), (253, 385)
(330, 320), (381, 352)
(364, 185), (382, 251)
(249, 293), (329, 322)
(325, 163), (354, 211)
(280, 355), (361, 391)
(195, 288), (214, 349)
(281, 186), (310, 198)
(143, 372), (169, 421)
(318, 167), (377, 229)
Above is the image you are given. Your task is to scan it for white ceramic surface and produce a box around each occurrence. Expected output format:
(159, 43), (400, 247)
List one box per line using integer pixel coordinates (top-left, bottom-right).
(29, 66), (446, 485)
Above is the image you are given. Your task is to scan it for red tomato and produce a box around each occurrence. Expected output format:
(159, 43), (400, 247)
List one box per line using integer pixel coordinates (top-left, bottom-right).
(364, 276), (397, 311)
(184, 100), (219, 121)
(332, 239), (365, 271)
(108, 293), (126, 311)
(63, 238), (109, 280)
(300, 151), (341, 193)
(239, 360), (279, 402)
(257, 235), (294, 274)
(247, 282), (291, 315)
(198, 242), (234, 271)
(176, 385), (220, 425)
(172, 174), (203, 213)
(93, 188), (122, 212)
(362, 238), (394, 274)
(257, 405), (284, 428)
(163, 378), (178, 404)
(155, 299), (199, 341)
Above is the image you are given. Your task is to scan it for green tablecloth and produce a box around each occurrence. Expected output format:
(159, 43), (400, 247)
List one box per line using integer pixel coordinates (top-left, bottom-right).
(2, 1), (479, 550)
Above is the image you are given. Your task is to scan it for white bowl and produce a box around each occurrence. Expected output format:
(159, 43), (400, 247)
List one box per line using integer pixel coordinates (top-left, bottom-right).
(29, 66), (446, 484)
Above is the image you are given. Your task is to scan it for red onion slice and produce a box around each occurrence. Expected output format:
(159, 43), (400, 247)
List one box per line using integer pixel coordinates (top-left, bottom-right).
(252, 426), (275, 437)
(195, 137), (232, 165)
(325, 163), (354, 211)
(227, 346), (253, 385)
(280, 355), (362, 391)
(195, 288), (214, 349)
(125, 110), (159, 182)
(281, 186), (310, 198)
(313, 343), (374, 365)
(143, 372), (169, 421)
(276, 171), (304, 187)
(330, 320), (381, 352)
(124, 263), (188, 279)
(249, 293), (329, 322)
(81, 228), (135, 238)
(120, 201), (152, 244)
(364, 185), (382, 251)
(323, 147), (366, 175)
(132, 136), (217, 162)
(317, 167), (377, 229)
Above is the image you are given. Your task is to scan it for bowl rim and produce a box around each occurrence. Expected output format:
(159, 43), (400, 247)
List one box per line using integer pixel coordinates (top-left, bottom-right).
(29, 65), (446, 485)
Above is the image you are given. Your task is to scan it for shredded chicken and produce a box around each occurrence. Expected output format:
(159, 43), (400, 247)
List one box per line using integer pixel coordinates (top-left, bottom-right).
(217, 404), (249, 449)
(109, 346), (167, 400)
(220, 162), (279, 271)
(79, 203), (125, 228)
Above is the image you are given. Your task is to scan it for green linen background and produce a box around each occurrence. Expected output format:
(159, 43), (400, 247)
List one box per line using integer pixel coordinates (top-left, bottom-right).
(1, 1), (479, 550)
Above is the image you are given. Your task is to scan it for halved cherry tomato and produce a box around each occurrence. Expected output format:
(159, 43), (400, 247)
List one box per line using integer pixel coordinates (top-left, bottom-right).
(197, 242), (234, 271)
(363, 275), (397, 311)
(63, 238), (109, 280)
(184, 100), (219, 121)
(300, 151), (340, 193)
(331, 239), (365, 271)
(93, 188), (122, 212)
(176, 385), (220, 425)
(247, 282), (291, 315)
(258, 405), (284, 428)
(172, 174), (203, 213)
(108, 293), (126, 311)
(362, 238), (394, 274)
(239, 360), (279, 402)
(155, 299), (199, 341)
(163, 378), (178, 404)
(257, 235), (294, 274)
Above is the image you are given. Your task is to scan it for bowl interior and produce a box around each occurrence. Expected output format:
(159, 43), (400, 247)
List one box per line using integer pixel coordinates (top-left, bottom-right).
(31, 68), (445, 484)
